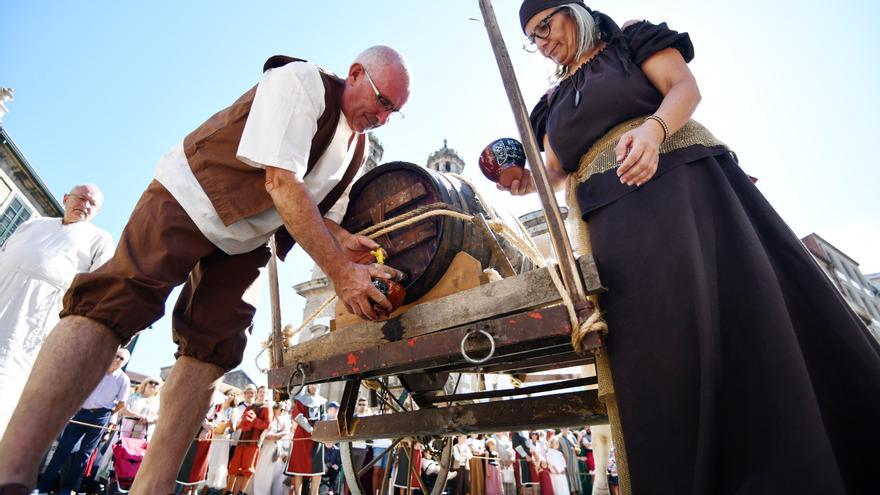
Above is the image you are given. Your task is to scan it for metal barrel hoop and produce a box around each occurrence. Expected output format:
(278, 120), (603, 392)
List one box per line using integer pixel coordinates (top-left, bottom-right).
(460, 328), (496, 364)
(286, 363), (307, 397)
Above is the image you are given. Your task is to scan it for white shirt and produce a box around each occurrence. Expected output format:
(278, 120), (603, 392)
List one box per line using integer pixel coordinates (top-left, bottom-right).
(125, 393), (161, 422)
(154, 61), (360, 255)
(81, 368), (131, 410)
(0, 217), (113, 289)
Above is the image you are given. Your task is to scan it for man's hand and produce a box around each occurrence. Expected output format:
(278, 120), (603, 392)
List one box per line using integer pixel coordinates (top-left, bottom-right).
(333, 228), (405, 282)
(340, 233), (382, 265)
(329, 262), (394, 320)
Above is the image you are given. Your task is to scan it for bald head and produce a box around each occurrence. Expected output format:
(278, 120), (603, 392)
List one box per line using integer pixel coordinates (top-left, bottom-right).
(342, 45), (411, 133)
(62, 183), (103, 224)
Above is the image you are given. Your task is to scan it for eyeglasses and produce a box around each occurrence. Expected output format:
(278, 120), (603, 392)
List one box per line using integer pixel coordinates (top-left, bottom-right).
(114, 355), (126, 361)
(67, 193), (102, 209)
(523, 7), (566, 53)
(146, 381), (159, 386)
(362, 67), (404, 123)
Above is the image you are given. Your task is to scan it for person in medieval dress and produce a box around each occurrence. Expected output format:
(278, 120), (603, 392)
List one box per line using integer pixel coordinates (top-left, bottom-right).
(511, 1), (880, 493)
(175, 404), (216, 494)
(206, 389), (240, 491)
(0, 46), (410, 495)
(227, 385), (272, 495)
(546, 438), (569, 495)
(451, 435), (472, 495)
(492, 433), (516, 495)
(0, 183), (112, 439)
(511, 432), (538, 495)
(556, 429), (580, 495)
(468, 435), (486, 495)
(286, 384), (327, 495)
(253, 401), (292, 495)
(484, 438), (504, 495)
(392, 439), (422, 495)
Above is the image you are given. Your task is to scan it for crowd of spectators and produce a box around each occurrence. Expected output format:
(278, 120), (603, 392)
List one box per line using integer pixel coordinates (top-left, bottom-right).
(36, 383), (620, 495)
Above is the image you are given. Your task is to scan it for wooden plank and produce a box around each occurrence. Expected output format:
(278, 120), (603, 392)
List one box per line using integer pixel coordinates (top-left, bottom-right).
(277, 308), (563, 387)
(286, 255), (602, 366)
(346, 182), (427, 232)
(478, 0), (588, 307)
(420, 377), (597, 404)
(270, 305), (572, 388)
(311, 391), (607, 442)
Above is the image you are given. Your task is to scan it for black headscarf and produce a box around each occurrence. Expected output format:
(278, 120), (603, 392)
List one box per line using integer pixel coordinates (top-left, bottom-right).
(518, 1), (620, 41)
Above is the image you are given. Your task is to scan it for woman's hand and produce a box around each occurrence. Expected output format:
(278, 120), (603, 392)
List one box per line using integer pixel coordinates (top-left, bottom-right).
(614, 120), (665, 187)
(496, 168), (536, 196)
(496, 135), (567, 195)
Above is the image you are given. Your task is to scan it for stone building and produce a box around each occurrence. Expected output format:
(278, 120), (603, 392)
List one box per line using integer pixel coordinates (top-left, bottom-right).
(426, 139), (465, 175)
(0, 88), (64, 246)
(801, 233), (880, 341)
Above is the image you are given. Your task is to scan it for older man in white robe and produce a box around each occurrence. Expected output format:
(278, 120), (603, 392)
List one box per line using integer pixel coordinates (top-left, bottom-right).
(0, 183), (113, 437)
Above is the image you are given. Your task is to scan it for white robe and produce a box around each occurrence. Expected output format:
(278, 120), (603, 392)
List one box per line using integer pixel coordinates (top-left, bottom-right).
(0, 217), (113, 437)
(252, 412), (292, 495)
(547, 448), (570, 495)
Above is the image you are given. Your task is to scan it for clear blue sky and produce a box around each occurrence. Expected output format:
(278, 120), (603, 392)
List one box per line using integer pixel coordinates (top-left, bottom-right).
(3, 0), (879, 381)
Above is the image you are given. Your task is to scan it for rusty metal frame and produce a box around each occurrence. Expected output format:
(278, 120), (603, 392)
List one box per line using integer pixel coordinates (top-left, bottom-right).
(269, 304), (574, 389)
(312, 390), (607, 442)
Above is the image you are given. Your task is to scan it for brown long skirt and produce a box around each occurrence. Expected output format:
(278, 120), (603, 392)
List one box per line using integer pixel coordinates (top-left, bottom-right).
(586, 152), (880, 494)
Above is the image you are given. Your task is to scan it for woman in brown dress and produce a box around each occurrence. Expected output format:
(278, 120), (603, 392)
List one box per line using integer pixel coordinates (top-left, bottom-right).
(507, 1), (880, 493)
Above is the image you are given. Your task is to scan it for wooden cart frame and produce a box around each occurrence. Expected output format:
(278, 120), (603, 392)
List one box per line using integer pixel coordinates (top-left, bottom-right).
(266, 2), (626, 494)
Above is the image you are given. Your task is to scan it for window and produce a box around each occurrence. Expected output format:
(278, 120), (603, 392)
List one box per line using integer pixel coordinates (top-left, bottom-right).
(0, 196), (33, 247)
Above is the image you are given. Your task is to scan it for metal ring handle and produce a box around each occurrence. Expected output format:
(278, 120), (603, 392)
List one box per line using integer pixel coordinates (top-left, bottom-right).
(254, 345), (270, 374)
(460, 329), (496, 364)
(286, 363), (306, 397)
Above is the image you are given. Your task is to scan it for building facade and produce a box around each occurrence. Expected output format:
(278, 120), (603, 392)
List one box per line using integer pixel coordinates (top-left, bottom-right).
(801, 233), (880, 341)
(0, 91), (64, 246)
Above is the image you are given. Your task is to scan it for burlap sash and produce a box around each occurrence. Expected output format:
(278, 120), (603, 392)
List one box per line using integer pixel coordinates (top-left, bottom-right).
(566, 117), (727, 256)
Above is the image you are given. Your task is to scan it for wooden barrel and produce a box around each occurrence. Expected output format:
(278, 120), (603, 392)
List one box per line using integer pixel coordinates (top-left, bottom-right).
(342, 161), (533, 303)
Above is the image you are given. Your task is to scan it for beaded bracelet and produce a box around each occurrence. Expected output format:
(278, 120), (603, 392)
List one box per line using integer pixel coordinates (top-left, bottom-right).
(645, 115), (669, 144)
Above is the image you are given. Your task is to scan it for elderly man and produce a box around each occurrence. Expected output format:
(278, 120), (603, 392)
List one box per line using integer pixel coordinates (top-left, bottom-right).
(0, 45), (410, 494)
(36, 347), (131, 495)
(0, 183), (113, 438)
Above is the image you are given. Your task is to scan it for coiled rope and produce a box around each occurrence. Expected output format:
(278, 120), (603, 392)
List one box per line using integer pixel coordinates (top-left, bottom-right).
(266, 174), (606, 355)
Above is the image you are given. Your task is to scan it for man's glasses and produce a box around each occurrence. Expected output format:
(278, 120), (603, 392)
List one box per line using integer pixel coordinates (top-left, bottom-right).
(68, 193), (101, 209)
(114, 355), (126, 361)
(362, 67), (404, 123)
(146, 380), (159, 386)
(523, 6), (566, 53)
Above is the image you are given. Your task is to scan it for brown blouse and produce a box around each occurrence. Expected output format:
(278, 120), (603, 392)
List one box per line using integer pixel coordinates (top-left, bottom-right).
(530, 16), (728, 217)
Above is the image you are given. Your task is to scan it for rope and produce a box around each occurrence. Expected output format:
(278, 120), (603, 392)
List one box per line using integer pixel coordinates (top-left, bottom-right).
(362, 379), (382, 391)
(67, 416), (330, 444)
(450, 172), (607, 351)
(278, 176), (606, 354)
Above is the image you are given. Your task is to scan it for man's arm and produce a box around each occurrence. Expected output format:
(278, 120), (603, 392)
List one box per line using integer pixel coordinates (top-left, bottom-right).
(265, 166), (392, 320)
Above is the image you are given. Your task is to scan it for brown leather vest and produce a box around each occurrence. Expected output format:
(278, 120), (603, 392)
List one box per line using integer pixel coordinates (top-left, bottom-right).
(182, 55), (365, 259)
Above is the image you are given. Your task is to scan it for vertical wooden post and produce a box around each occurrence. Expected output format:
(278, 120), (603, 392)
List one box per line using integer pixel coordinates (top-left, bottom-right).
(477, 0), (587, 305)
(477, 2), (632, 494)
(268, 236), (284, 370)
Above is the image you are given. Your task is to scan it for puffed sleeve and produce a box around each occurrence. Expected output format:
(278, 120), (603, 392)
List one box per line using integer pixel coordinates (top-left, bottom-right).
(529, 93), (550, 152)
(623, 20), (694, 65)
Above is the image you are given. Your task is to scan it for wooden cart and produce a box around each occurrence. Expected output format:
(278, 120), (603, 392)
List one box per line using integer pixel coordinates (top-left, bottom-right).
(266, 2), (622, 494)
(268, 251), (608, 495)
